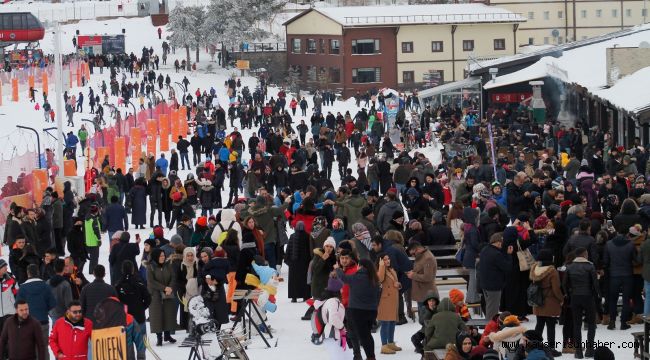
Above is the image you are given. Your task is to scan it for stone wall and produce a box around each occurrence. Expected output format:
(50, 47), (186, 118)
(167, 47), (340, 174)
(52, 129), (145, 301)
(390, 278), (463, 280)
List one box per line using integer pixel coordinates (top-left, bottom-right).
(606, 47), (650, 86)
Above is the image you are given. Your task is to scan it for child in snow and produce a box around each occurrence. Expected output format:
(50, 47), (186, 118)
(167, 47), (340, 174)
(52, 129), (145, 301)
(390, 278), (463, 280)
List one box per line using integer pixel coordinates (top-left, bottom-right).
(449, 288), (471, 321)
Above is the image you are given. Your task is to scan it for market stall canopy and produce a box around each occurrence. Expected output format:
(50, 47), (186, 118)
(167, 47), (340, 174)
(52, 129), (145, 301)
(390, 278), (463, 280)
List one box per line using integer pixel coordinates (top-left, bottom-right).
(418, 77), (481, 101)
(483, 57), (568, 90)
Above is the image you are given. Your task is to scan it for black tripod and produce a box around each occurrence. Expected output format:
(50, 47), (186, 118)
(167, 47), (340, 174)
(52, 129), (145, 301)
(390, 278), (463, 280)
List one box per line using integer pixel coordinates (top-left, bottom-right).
(231, 290), (273, 348)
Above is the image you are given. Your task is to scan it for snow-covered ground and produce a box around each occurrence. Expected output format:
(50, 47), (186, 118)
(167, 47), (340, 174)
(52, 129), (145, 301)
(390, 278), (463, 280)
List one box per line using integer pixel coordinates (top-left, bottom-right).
(0, 8), (640, 360)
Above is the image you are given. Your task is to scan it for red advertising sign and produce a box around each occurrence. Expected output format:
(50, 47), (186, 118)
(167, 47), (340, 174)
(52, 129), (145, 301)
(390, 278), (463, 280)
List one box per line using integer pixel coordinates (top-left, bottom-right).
(490, 92), (532, 103)
(77, 36), (103, 47)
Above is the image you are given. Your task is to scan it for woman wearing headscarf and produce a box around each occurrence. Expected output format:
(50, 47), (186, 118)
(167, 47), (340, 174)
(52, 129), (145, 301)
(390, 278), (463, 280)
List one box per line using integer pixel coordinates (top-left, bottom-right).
(444, 332), (485, 360)
(310, 216), (331, 251)
(147, 248), (178, 346)
(176, 247), (199, 331)
(286, 221), (312, 303)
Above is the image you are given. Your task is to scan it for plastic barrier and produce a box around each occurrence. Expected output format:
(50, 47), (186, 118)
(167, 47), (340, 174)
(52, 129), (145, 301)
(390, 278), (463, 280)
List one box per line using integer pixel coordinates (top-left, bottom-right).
(114, 137), (126, 172)
(170, 109), (179, 142)
(28, 75), (34, 98)
(12, 78), (18, 102)
(32, 169), (48, 204)
(146, 119), (157, 156)
(42, 73), (48, 95)
(63, 160), (76, 176)
(130, 127), (141, 171)
(159, 114), (169, 152)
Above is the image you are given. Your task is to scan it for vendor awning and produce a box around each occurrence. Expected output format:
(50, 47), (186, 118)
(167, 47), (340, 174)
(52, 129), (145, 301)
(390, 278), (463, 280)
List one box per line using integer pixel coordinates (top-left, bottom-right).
(418, 77), (481, 102)
(483, 57), (568, 90)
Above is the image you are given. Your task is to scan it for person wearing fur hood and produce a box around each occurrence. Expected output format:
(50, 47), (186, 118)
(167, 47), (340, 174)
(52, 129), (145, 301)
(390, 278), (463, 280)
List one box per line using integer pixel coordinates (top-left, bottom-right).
(487, 315), (526, 360)
(197, 178), (217, 216)
(528, 249), (563, 357)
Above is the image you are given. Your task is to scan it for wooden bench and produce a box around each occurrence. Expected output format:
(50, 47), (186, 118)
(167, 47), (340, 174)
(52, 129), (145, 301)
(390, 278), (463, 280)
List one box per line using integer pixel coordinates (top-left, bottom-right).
(467, 318), (489, 329)
(632, 331), (644, 358)
(436, 255), (460, 268)
(436, 278), (467, 286)
(424, 349), (447, 360)
(467, 303), (483, 317)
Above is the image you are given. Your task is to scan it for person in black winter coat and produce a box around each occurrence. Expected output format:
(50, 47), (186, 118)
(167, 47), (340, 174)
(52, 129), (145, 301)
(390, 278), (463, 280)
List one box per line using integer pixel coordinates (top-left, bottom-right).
(322, 143), (335, 179)
(104, 196), (129, 239)
(115, 260), (151, 330)
(426, 212), (455, 246)
(129, 177), (147, 229)
(421, 174), (444, 210)
(109, 232), (141, 285)
(66, 218), (88, 273)
(563, 219), (599, 265)
(563, 247), (599, 358)
(79, 265), (117, 322)
(63, 181), (76, 236)
(285, 221), (311, 302)
(478, 232), (514, 320)
(170, 149), (179, 173)
(604, 229), (639, 330)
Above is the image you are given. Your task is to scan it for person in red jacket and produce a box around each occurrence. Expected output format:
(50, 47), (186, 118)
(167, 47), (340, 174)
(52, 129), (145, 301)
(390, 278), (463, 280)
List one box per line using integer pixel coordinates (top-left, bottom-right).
(337, 247), (362, 359)
(49, 300), (93, 360)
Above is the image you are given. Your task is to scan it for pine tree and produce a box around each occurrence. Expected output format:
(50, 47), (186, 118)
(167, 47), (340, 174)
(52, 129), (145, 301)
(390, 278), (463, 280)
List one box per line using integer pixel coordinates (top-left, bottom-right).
(285, 66), (301, 96)
(168, 4), (206, 70)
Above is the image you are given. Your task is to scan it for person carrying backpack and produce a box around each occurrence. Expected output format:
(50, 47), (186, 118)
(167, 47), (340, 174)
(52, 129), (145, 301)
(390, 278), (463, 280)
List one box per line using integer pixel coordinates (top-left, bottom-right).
(312, 277), (354, 359)
(211, 209), (242, 245)
(528, 249), (563, 357)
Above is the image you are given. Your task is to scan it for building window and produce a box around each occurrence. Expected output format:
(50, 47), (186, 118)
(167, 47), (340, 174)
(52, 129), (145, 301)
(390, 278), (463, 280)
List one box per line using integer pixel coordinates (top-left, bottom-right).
(558, 11), (563, 19)
(543, 11), (549, 20)
(612, 9), (618, 17)
(643, 9), (648, 17)
(403, 71), (415, 83)
(596, 9), (602, 17)
(544, 37), (549, 44)
(292, 38), (301, 53)
(581, 10), (587, 18)
(307, 39), (317, 53)
(462, 40), (474, 51)
(431, 41), (443, 52)
(528, 37), (534, 45)
(351, 39), (380, 55)
(330, 67), (341, 83)
(494, 38), (506, 50)
(528, 11), (534, 19)
(319, 39), (325, 54)
(626, 9), (632, 17)
(558, 36), (563, 44)
(401, 42), (413, 53)
(425, 70), (444, 86)
(352, 67), (381, 83)
(330, 39), (340, 54)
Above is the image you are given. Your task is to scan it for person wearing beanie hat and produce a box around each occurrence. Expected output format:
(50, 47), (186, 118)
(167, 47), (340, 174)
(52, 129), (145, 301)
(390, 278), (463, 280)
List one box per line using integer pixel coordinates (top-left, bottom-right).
(313, 277), (351, 358)
(196, 216), (208, 227)
(448, 288), (470, 321)
(376, 188), (403, 233)
(325, 276), (344, 293)
(488, 314), (526, 360)
(529, 248), (563, 357)
(160, 234), (183, 258)
(323, 237), (336, 249)
(108, 230), (140, 285)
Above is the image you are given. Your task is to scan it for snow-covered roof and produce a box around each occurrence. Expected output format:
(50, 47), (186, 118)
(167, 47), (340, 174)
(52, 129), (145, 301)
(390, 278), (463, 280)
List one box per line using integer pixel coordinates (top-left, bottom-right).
(294, 4), (525, 27)
(591, 67), (650, 114)
(483, 57), (568, 90)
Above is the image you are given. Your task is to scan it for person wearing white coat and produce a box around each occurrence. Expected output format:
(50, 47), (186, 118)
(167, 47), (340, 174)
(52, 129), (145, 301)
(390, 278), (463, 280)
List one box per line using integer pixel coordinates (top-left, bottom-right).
(314, 277), (353, 360)
(211, 209), (243, 246)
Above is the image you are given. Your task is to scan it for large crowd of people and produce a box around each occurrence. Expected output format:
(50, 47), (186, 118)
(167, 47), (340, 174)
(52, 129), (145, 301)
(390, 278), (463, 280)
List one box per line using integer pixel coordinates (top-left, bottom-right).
(0, 27), (639, 360)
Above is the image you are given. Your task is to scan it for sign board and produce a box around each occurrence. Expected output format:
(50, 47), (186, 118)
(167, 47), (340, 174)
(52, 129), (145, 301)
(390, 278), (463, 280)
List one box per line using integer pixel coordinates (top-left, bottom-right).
(92, 326), (127, 360)
(236, 60), (250, 70)
(77, 35), (125, 56)
(425, 70), (443, 87)
(490, 92), (532, 104)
